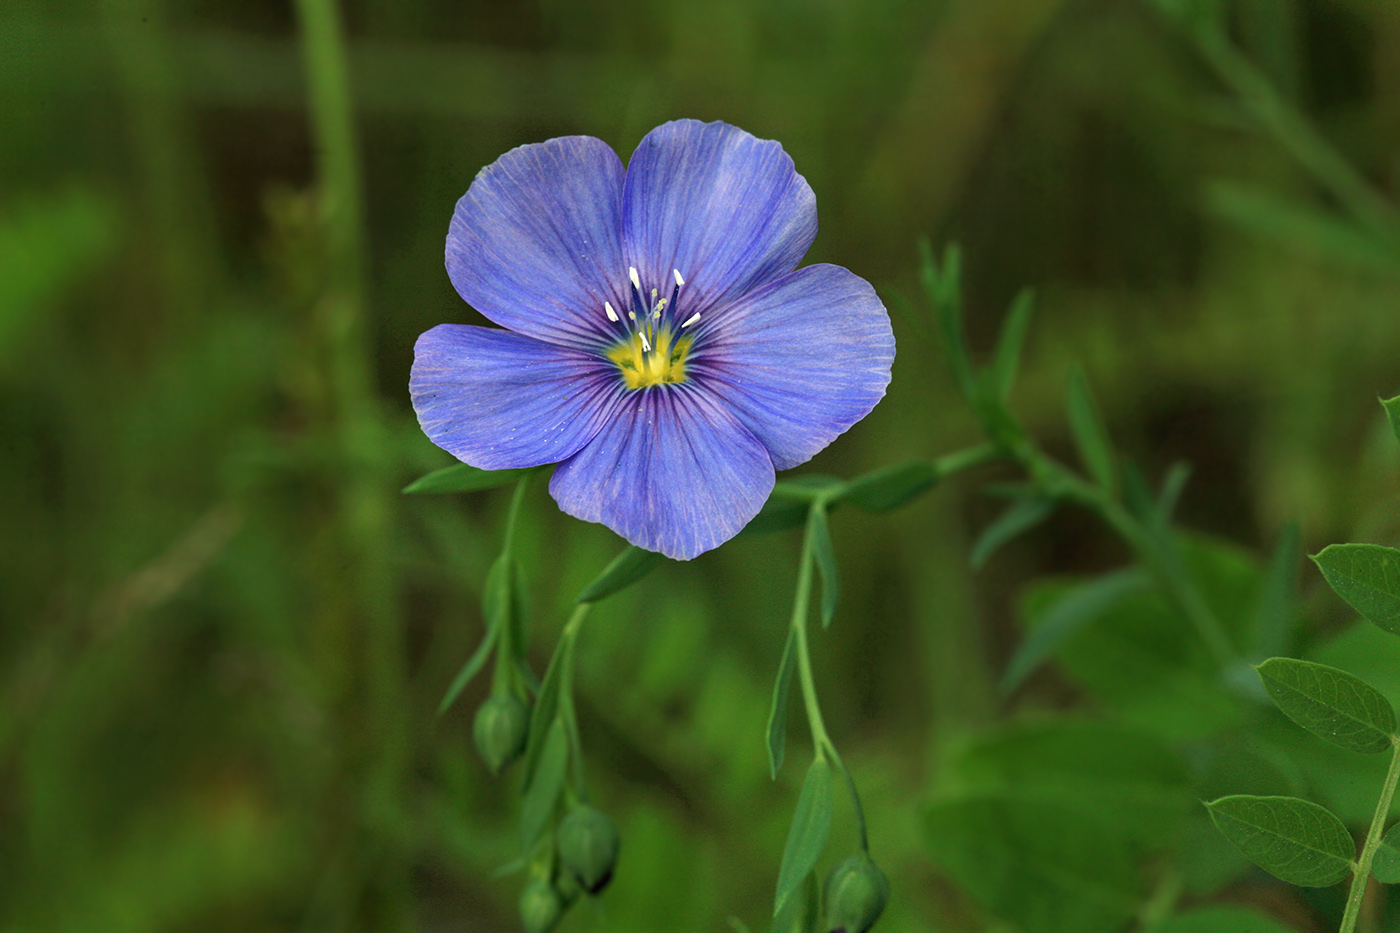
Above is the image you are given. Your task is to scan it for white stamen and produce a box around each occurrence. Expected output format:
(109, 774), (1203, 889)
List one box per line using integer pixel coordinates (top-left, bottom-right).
(640, 332), (652, 352)
(681, 313), (701, 328)
(673, 269), (685, 287)
(604, 301), (619, 322)
(629, 266), (642, 292)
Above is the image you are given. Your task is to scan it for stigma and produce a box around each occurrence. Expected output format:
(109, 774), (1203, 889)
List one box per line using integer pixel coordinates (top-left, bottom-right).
(604, 266), (697, 389)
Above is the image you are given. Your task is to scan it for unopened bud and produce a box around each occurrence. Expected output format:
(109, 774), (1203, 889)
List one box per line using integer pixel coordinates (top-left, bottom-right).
(519, 877), (564, 933)
(473, 694), (529, 774)
(825, 853), (888, 933)
(556, 806), (620, 894)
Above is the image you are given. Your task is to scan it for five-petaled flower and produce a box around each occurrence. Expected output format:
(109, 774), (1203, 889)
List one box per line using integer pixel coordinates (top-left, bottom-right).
(410, 119), (895, 560)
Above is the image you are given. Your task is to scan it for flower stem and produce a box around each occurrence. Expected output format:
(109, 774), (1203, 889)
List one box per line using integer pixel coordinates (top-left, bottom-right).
(557, 602), (592, 798)
(1340, 737), (1400, 933)
(492, 474), (533, 696)
(790, 501), (871, 850)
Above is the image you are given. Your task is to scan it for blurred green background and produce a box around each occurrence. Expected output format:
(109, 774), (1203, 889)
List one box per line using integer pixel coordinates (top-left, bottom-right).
(5, 0), (1400, 930)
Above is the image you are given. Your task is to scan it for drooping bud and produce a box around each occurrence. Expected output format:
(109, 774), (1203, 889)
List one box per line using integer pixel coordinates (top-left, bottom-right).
(473, 694), (529, 774)
(519, 877), (564, 933)
(555, 806), (620, 894)
(824, 853), (889, 933)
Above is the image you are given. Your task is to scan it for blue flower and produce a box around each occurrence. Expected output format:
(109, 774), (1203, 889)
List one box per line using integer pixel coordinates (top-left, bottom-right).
(411, 120), (894, 560)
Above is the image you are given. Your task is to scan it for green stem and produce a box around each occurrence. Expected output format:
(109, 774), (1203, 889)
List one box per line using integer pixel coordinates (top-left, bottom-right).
(491, 475), (534, 696)
(557, 602), (592, 798)
(932, 442), (1001, 478)
(790, 501), (871, 849)
(1340, 737), (1400, 933)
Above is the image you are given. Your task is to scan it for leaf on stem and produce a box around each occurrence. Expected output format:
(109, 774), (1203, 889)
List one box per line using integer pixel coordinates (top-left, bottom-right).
(519, 638), (568, 793)
(839, 460), (939, 513)
(1256, 657), (1397, 754)
(768, 869), (819, 933)
(773, 758), (833, 917)
(1065, 363), (1117, 496)
(984, 288), (1035, 406)
(1383, 395), (1400, 446)
(577, 546), (664, 604)
(971, 495), (1055, 570)
(1155, 461), (1193, 526)
(519, 717), (569, 854)
(1205, 795), (1354, 887)
(1372, 821), (1400, 883)
(1250, 522), (1299, 659)
(403, 462), (535, 494)
(808, 507), (840, 629)
(1002, 568), (1149, 693)
(436, 624), (499, 715)
(767, 627), (798, 779)
(1313, 543), (1400, 636)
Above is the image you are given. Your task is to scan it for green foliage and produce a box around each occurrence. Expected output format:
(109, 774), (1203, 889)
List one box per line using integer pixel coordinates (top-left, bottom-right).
(773, 759), (833, 918)
(1313, 544), (1400, 636)
(1383, 395), (1400, 446)
(576, 546), (663, 604)
(808, 506), (840, 630)
(970, 494), (1055, 571)
(1065, 363), (1118, 496)
(767, 627), (797, 779)
(1204, 796), (1354, 887)
(1255, 658), (1397, 754)
(837, 460), (939, 513)
(520, 718), (570, 854)
(1371, 822), (1400, 883)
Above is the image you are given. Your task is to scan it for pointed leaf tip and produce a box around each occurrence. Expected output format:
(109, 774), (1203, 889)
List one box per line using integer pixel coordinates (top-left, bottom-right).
(1313, 543), (1400, 636)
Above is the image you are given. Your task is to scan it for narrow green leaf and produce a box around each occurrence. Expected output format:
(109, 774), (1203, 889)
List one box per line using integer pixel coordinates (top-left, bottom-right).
(481, 554), (513, 632)
(773, 758), (833, 917)
(970, 495), (1055, 570)
(921, 241), (976, 405)
(403, 462), (534, 494)
(1155, 461), (1193, 526)
(577, 546), (663, 604)
(1251, 522), (1299, 658)
(1002, 568), (1149, 693)
(808, 507), (840, 629)
(436, 625), (499, 715)
(769, 869), (819, 933)
(1383, 395), (1400, 447)
(1313, 543), (1400, 636)
(519, 717), (569, 853)
(767, 627), (798, 779)
(986, 288), (1034, 404)
(1065, 363), (1117, 494)
(1206, 181), (1400, 274)
(1256, 657), (1397, 753)
(519, 641), (567, 793)
(1205, 795), (1354, 887)
(1372, 821), (1400, 882)
(839, 460), (939, 513)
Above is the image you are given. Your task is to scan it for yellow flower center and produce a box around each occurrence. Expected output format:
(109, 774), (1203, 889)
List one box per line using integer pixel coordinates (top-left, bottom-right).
(608, 329), (693, 389)
(601, 265), (701, 390)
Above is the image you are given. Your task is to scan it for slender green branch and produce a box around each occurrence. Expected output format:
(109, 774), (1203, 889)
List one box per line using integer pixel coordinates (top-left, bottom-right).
(491, 474), (534, 696)
(1340, 737), (1400, 933)
(557, 602), (592, 798)
(791, 512), (828, 758)
(933, 442), (1001, 478)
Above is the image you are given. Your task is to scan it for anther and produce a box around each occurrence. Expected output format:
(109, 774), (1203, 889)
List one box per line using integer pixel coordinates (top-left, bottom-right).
(681, 313), (701, 329)
(629, 267), (642, 292)
(640, 332), (652, 352)
(604, 301), (619, 323)
(673, 269), (685, 287)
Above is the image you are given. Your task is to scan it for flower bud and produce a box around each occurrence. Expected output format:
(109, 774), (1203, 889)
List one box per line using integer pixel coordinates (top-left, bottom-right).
(473, 694), (529, 774)
(824, 853), (889, 933)
(519, 877), (564, 933)
(555, 806), (620, 894)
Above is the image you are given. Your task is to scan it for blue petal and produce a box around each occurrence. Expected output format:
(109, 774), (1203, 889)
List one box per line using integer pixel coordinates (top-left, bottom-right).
(446, 136), (629, 350)
(411, 324), (625, 470)
(548, 386), (775, 560)
(691, 264), (894, 471)
(622, 120), (816, 318)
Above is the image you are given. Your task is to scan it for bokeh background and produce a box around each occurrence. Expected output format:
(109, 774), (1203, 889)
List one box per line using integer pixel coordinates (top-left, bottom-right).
(5, 0), (1400, 930)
